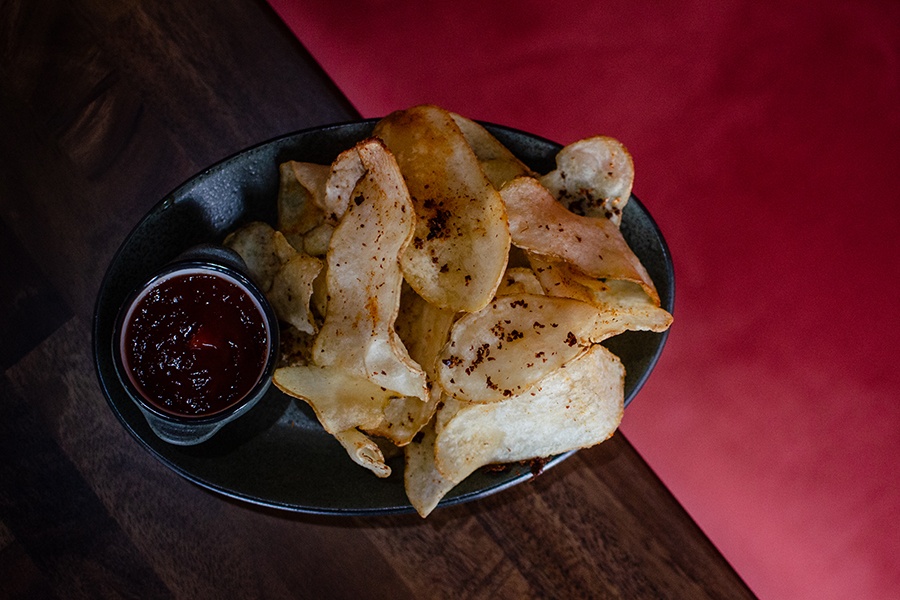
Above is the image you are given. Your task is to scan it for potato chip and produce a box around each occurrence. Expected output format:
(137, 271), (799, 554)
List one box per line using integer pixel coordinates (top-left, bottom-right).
(449, 112), (533, 189)
(322, 145), (366, 223)
(301, 222), (334, 257)
(437, 293), (608, 403)
(500, 176), (660, 305)
(364, 285), (458, 445)
(528, 255), (672, 333)
(278, 161), (329, 250)
(312, 138), (429, 401)
(494, 266), (544, 297)
(539, 136), (634, 226)
(405, 344), (624, 515)
(435, 344), (624, 482)
(223, 221), (282, 292)
(373, 105), (511, 312)
(333, 427), (391, 479)
(273, 365), (396, 434)
(404, 420), (456, 517)
(267, 250), (323, 335)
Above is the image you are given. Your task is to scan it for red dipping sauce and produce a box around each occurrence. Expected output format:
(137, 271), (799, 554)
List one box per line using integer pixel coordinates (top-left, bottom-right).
(119, 268), (270, 418)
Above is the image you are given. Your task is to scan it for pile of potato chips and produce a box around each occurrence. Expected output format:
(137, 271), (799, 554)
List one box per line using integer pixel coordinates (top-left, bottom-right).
(224, 105), (672, 517)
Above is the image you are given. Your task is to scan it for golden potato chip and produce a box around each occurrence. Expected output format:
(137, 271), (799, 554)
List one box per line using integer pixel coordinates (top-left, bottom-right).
(362, 394), (439, 447)
(500, 176), (660, 305)
(373, 105), (511, 312)
(528, 255), (672, 333)
(539, 136), (634, 226)
(333, 427), (391, 479)
(395, 283), (458, 381)
(319, 145), (366, 224)
(404, 420), (456, 517)
(278, 161), (329, 250)
(449, 112), (533, 189)
(268, 251), (323, 335)
(223, 221), (281, 292)
(312, 138), (429, 401)
(434, 344), (624, 484)
(494, 266), (544, 297)
(364, 285), (458, 445)
(301, 222), (334, 257)
(437, 294), (605, 403)
(273, 365), (397, 434)
(405, 344), (624, 515)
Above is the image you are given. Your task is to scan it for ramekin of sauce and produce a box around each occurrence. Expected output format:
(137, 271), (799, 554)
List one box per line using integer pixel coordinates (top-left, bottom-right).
(113, 245), (278, 445)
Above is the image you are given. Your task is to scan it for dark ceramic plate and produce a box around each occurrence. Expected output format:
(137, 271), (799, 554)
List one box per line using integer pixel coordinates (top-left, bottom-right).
(93, 119), (674, 516)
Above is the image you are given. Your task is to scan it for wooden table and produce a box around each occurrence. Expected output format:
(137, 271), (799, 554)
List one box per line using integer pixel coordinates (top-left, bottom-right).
(0, 1), (756, 597)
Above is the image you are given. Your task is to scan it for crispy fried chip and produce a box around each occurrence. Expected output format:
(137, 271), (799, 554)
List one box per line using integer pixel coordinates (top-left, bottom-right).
(495, 267), (544, 297)
(374, 105), (511, 312)
(227, 225), (323, 334)
(539, 136), (634, 226)
(223, 221), (282, 292)
(268, 250), (323, 335)
(273, 365), (396, 434)
(436, 344), (624, 481)
(404, 420), (456, 517)
(278, 161), (329, 250)
(450, 112), (533, 189)
(363, 285), (458, 445)
(528, 255), (672, 333)
(406, 344), (624, 516)
(333, 428), (391, 479)
(322, 145), (366, 223)
(437, 294), (612, 403)
(312, 138), (429, 401)
(500, 176), (660, 305)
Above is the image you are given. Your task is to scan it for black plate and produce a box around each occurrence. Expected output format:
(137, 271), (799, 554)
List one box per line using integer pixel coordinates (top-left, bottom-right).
(93, 119), (674, 516)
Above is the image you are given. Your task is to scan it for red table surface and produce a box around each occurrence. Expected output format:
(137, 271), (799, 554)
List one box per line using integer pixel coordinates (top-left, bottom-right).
(267, 2), (899, 598)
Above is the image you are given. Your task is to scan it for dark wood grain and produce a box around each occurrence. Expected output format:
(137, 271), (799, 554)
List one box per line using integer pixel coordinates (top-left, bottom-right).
(0, 0), (755, 597)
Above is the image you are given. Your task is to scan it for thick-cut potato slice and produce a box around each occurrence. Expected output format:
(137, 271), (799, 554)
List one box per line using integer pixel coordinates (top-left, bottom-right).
(405, 344), (624, 515)
(273, 365), (399, 434)
(529, 255), (672, 333)
(404, 420), (456, 517)
(227, 226), (323, 334)
(500, 176), (660, 305)
(364, 285), (458, 445)
(278, 161), (329, 250)
(437, 294), (608, 403)
(322, 145), (366, 223)
(312, 139), (429, 401)
(268, 251), (323, 335)
(301, 222), (334, 257)
(333, 428), (391, 478)
(495, 267), (544, 297)
(223, 221), (282, 292)
(373, 105), (511, 313)
(539, 136), (634, 226)
(449, 113), (533, 190)
(436, 344), (624, 482)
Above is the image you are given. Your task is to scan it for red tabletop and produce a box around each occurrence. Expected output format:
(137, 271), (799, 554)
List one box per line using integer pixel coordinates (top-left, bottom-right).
(268, 1), (900, 598)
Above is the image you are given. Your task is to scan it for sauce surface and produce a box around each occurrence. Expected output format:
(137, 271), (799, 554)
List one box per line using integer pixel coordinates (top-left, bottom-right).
(122, 270), (269, 418)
